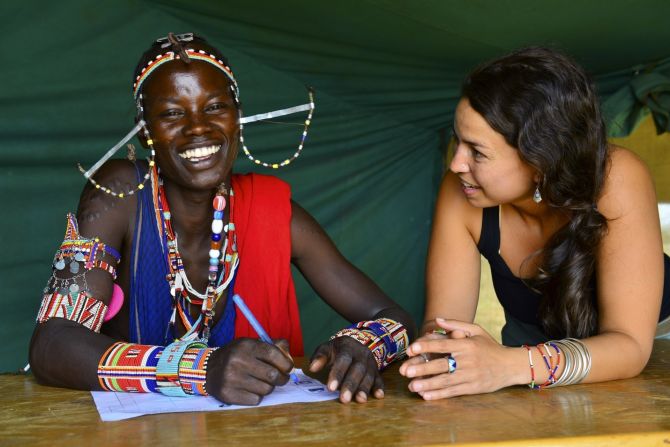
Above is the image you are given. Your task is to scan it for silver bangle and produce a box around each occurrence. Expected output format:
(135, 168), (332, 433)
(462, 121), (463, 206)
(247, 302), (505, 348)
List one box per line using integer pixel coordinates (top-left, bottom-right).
(546, 338), (591, 387)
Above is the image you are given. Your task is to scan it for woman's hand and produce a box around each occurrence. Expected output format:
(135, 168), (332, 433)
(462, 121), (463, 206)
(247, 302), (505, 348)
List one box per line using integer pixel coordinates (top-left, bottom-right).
(309, 336), (382, 404)
(205, 338), (294, 405)
(399, 318), (524, 399)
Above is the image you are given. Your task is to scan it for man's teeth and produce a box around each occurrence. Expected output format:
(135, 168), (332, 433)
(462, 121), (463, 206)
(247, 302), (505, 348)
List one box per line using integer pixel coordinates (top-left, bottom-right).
(462, 181), (477, 188)
(179, 145), (221, 160)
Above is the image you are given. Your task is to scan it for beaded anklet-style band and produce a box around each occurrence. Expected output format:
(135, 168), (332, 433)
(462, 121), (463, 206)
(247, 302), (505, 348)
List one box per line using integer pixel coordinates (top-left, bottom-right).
(97, 341), (216, 396)
(331, 318), (408, 370)
(36, 291), (108, 332)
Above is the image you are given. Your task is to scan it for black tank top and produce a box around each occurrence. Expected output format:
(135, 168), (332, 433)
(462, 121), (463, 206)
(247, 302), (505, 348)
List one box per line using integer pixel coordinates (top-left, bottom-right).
(477, 206), (670, 325)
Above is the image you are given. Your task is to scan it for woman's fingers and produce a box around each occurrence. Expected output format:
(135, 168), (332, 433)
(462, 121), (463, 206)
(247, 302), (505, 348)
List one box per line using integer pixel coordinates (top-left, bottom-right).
(403, 354), (458, 379)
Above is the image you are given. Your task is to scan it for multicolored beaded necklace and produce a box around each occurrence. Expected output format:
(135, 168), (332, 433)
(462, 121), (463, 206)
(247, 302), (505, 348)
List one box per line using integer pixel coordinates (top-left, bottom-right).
(150, 164), (239, 342)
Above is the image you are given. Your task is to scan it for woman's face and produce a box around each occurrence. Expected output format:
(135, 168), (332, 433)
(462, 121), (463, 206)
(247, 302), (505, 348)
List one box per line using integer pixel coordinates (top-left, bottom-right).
(141, 59), (239, 191)
(450, 98), (538, 208)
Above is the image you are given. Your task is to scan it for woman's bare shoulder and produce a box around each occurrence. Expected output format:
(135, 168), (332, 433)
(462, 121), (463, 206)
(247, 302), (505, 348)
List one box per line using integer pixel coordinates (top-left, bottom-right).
(599, 145), (656, 218)
(435, 171), (484, 243)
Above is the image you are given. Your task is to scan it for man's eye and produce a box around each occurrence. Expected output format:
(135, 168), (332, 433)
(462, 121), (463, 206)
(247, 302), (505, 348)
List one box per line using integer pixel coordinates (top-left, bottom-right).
(206, 103), (229, 112)
(161, 110), (183, 118)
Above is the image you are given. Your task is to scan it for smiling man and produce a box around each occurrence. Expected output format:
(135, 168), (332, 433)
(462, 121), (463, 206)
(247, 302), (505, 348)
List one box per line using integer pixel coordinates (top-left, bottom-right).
(29, 33), (415, 406)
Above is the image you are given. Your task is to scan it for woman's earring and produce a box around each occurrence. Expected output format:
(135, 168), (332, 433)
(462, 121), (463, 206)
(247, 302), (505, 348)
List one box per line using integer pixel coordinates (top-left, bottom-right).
(533, 185), (543, 203)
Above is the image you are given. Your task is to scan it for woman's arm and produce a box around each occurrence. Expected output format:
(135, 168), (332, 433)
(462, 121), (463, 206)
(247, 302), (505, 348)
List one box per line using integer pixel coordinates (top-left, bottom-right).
(423, 171), (484, 332)
(582, 147), (664, 381)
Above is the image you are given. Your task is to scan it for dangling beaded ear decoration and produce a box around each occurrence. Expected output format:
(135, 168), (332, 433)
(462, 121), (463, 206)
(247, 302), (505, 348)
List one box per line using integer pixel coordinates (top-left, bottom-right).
(239, 88), (315, 169)
(533, 185), (543, 203)
(77, 91), (156, 198)
(77, 120), (155, 198)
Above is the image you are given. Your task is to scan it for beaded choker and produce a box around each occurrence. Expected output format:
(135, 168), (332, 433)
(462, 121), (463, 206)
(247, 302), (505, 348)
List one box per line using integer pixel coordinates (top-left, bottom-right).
(150, 164), (239, 342)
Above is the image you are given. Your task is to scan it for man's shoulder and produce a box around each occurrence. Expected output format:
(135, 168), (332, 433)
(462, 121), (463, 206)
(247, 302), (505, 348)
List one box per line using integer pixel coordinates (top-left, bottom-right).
(233, 172), (291, 197)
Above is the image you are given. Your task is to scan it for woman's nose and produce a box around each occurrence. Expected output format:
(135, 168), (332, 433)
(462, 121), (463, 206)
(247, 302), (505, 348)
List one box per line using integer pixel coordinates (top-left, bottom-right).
(449, 145), (470, 173)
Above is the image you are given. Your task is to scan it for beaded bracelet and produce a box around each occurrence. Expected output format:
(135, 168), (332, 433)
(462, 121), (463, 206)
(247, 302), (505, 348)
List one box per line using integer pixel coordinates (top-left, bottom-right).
(156, 339), (208, 397)
(523, 343), (562, 390)
(178, 347), (217, 396)
(536, 343), (560, 386)
(98, 342), (162, 392)
(331, 318), (408, 370)
(522, 345), (537, 389)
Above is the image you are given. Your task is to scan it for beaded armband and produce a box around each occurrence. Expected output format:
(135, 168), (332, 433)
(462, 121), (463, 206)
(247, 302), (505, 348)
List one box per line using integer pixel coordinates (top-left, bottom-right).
(331, 318), (408, 370)
(38, 214), (122, 332)
(45, 214), (121, 296)
(36, 291), (108, 332)
(98, 341), (217, 396)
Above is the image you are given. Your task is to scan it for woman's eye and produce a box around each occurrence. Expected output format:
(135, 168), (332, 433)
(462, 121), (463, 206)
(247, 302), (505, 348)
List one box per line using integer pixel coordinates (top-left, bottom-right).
(472, 149), (486, 160)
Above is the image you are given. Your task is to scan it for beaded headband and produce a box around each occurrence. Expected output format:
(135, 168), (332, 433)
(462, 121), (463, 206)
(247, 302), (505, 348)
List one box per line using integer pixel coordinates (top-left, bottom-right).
(133, 49), (239, 100)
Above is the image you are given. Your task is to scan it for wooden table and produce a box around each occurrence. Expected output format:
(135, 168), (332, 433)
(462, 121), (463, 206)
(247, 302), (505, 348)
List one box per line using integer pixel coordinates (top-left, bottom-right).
(2, 340), (670, 447)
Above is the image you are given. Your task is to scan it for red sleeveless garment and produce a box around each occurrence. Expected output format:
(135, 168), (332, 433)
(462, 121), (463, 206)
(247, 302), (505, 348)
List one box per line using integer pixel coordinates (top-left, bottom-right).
(232, 173), (304, 356)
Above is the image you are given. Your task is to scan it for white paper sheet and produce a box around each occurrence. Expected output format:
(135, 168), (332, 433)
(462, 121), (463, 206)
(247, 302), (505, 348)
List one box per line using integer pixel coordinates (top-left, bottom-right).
(92, 369), (339, 421)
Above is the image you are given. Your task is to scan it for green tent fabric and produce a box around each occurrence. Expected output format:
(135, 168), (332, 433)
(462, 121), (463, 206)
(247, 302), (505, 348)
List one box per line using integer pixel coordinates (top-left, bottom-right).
(2, 0), (670, 372)
(602, 59), (670, 136)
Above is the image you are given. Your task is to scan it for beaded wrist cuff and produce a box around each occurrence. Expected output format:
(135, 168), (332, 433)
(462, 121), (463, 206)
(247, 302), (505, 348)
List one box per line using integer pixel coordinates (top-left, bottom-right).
(98, 342), (162, 392)
(178, 347), (217, 396)
(156, 339), (208, 397)
(331, 318), (408, 370)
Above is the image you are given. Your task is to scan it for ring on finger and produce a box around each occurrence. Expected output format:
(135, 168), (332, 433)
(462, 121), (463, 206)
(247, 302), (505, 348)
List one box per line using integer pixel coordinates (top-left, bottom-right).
(445, 354), (457, 373)
(420, 353), (430, 363)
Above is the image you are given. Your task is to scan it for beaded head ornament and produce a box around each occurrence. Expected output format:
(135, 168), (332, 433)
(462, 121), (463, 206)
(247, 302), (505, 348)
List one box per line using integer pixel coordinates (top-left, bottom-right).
(78, 32), (316, 197)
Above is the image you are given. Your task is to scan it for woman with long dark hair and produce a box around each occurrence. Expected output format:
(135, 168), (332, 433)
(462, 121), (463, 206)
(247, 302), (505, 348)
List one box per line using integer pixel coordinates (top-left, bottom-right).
(400, 47), (670, 397)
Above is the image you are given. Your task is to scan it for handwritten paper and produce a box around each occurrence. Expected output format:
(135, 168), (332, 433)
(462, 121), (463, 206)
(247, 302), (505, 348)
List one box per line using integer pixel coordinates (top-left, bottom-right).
(92, 369), (339, 421)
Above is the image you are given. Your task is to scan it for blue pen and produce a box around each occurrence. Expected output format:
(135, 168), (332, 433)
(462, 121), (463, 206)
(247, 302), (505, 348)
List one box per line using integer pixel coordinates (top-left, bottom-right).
(232, 294), (299, 384)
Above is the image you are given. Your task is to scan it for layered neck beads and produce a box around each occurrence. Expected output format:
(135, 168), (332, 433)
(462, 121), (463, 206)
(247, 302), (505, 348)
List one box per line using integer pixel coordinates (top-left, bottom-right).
(152, 166), (239, 342)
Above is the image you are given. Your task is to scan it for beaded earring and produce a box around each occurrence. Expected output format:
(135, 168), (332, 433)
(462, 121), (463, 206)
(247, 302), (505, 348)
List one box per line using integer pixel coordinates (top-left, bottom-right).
(77, 92), (156, 198)
(239, 88), (315, 169)
(77, 120), (155, 198)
